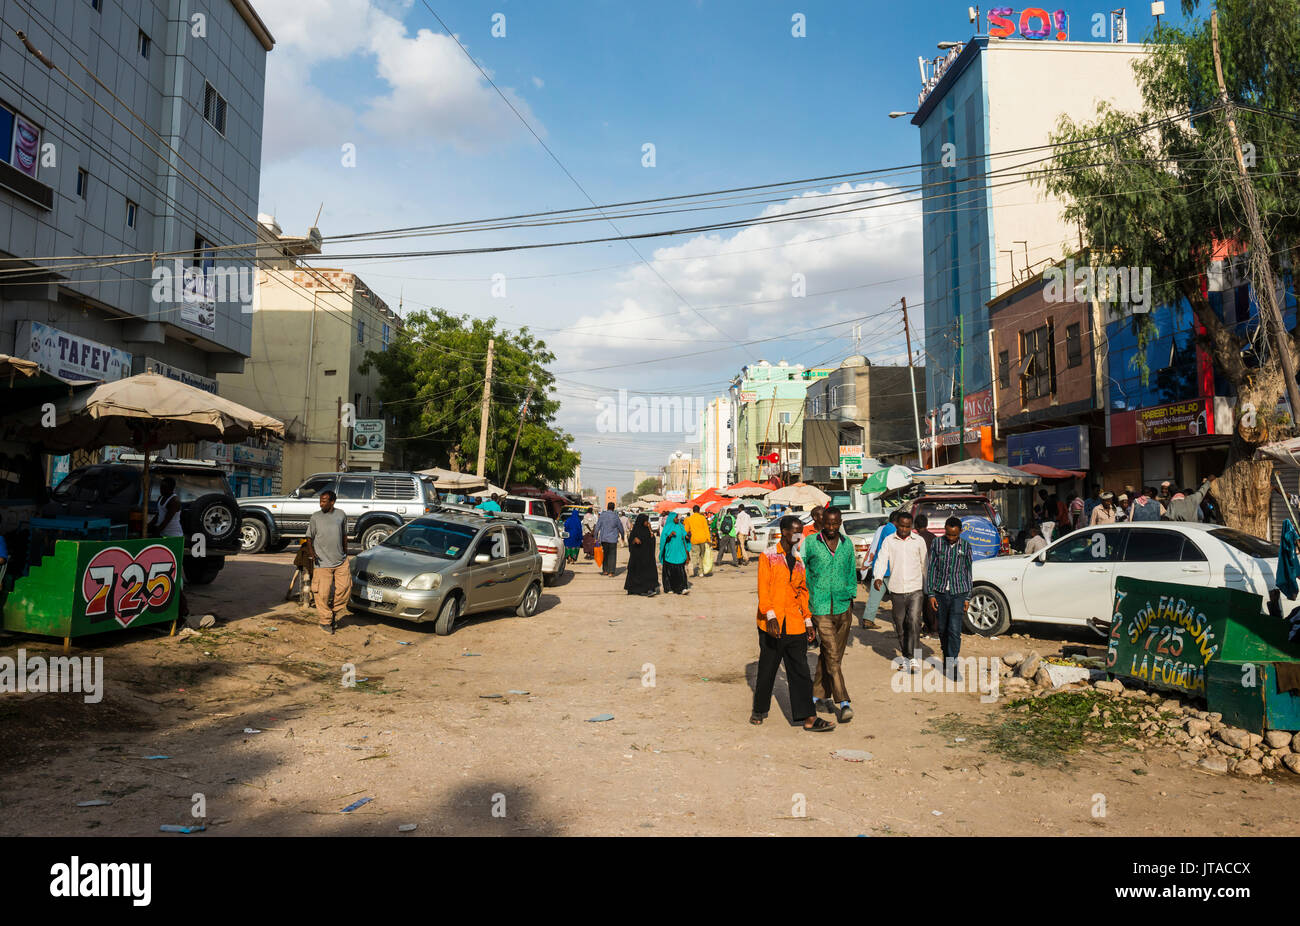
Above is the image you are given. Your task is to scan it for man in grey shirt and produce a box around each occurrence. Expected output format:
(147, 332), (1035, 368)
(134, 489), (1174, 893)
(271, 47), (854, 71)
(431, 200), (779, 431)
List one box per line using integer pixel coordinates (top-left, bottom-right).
(306, 489), (351, 633)
(1167, 477), (1215, 522)
(595, 502), (625, 576)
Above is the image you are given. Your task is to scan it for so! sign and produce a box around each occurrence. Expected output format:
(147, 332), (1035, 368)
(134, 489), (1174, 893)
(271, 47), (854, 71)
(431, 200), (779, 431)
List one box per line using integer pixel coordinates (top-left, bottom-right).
(988, 7), (1069, 41)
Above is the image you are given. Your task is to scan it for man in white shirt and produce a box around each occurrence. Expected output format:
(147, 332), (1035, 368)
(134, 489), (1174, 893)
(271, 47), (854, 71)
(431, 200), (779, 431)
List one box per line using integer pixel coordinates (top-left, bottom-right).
(734, 508), (753, 566)
(873, 512), (929, 670)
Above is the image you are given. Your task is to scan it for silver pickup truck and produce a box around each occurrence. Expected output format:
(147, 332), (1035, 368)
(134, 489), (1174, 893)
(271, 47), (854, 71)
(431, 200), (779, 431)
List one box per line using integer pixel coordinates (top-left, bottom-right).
(238, 471), (437, 554)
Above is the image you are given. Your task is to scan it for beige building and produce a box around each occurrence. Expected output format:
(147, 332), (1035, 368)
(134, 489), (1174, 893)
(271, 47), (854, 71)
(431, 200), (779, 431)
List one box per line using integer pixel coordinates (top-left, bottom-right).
(218, 218), (403, 489)
(663, 452), (701, 498)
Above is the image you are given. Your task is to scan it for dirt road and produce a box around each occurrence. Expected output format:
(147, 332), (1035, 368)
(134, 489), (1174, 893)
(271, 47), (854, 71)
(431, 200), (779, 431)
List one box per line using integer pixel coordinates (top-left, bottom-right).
(2, 551), (1297, 836)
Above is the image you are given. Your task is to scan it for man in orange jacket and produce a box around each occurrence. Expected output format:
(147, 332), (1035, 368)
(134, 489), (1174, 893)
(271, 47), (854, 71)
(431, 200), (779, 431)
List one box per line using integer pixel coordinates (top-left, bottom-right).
(750, 515), (835, 731)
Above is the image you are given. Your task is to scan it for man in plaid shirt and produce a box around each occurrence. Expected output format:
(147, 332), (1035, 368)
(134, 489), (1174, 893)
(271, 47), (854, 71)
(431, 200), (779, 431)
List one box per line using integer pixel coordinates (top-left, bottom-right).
(925, 516), (974, 679)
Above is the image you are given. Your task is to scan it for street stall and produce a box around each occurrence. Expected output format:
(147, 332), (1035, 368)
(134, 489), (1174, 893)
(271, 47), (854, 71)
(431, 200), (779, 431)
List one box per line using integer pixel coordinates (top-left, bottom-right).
(1, 373), (283, 649)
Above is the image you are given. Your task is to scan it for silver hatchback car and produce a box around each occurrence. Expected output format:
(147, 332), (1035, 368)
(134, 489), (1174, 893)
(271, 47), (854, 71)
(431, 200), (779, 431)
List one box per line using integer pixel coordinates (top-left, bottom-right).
(348, 512), (543, 635)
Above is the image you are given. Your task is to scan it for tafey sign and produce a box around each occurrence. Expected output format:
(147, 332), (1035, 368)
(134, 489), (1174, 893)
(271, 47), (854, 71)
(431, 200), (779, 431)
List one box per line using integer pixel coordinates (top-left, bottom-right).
(17, 320), (131, 382)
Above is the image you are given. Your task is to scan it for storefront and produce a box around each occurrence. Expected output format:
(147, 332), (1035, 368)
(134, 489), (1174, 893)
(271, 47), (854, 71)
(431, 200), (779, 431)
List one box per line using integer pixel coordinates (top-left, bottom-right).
(1003, 425), (1092, 531)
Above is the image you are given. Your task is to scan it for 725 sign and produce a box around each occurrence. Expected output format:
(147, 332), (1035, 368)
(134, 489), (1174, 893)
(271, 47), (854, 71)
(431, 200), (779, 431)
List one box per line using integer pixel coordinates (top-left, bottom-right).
(81, 544), (178, 627)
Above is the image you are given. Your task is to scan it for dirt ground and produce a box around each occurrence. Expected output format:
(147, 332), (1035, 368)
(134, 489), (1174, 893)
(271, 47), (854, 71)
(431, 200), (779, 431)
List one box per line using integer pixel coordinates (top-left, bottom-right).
(2, 549), (1299, 836)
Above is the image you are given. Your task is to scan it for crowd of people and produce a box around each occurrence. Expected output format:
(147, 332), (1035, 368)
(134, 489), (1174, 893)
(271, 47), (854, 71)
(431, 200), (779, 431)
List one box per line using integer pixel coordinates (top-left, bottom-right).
(1012, 477), (1220, 551)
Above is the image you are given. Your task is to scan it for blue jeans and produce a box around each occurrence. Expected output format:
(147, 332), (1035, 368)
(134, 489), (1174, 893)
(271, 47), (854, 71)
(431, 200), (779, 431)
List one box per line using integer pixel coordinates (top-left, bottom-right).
(932, 592), (968, 662)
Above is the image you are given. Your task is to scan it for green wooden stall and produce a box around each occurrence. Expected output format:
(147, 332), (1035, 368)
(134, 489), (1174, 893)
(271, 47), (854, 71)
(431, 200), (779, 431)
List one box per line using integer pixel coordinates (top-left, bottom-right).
(2, 537), (183, 649)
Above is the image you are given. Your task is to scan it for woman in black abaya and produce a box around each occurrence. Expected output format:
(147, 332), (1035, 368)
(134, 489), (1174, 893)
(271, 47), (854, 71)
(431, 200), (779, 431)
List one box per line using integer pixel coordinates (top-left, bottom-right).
(623, 513), (660, 596)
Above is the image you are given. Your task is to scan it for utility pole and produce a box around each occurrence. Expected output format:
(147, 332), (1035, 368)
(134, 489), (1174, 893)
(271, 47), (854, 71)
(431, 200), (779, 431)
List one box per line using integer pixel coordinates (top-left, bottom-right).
(476, 338), (495, 478)
(335, 396), (343, 471)
(1211, 10), (1300, 425)
(502, 385), (533, 487)
(901, 297), (924, 467)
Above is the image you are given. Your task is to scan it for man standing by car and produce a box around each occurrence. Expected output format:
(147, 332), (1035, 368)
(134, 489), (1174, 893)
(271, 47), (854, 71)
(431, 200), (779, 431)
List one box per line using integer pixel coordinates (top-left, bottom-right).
(734, 506), (753, 567)
(306, 490), (351, 634)
(596, 502), (625, 576)
(151, 476), (189, 619)
(926, 517), (974, 680)
(873, 512), (928, 671)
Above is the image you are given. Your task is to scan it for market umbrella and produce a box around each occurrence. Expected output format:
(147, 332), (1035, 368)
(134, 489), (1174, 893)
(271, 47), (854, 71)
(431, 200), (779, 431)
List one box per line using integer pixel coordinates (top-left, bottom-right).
(637, 493), (663, 503)
(913, 458), (1041, 487)
(765, 482), (831, 508)
(0, 353), (39, 383)
(467, 483), (508, 498)
(718, 480), (771, 498)
(415, 466), (489, 490)
(859, 464), (914, 495)
(27, 372), (284, 534)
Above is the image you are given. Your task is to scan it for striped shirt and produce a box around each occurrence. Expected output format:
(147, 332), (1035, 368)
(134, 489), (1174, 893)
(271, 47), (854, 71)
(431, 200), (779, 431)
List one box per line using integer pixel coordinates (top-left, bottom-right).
(925, 535), (973, 596)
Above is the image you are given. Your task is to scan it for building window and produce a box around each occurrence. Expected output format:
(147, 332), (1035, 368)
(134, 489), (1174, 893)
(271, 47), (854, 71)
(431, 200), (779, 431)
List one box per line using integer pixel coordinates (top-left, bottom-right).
(0, 103), (42, 179)
(203, 82), (227, 135)
(90, 0), (101, 10)
(125, 199), (138, 228)
(76, 168), (88, 198)
(1020, 325), (1054, 402)
(1066, 322), (1082, 368)
(997, 350), (1009, 389)
(381, 323), (391, 351)
(779, 411), (792, 425)
(138, 31), (151, 59)
(831, 383), (856, 410)
(357, 319), (365, 343)
(354, 393), (362, 416)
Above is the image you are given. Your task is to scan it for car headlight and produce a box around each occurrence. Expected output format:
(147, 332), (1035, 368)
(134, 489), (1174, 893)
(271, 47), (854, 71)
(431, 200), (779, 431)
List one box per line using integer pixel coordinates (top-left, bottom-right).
(407, 572), (443, 590)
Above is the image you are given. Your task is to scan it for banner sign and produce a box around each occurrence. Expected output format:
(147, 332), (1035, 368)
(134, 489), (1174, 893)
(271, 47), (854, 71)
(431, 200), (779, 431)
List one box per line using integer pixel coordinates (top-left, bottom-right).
(17, 320), (131, 382)
(1135, 399), (1212, 442)
(1006, 425), (1090, 469)
(964, 389), (993, 428)
(352, 419), (386, 451)
(144, 357), (218, 394)
(959, 516), (1002, 561)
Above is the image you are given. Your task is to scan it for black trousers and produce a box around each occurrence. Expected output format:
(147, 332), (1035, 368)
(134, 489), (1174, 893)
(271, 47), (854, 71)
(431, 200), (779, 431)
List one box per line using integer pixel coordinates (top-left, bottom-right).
(752, 629), (814, 722)
(601, 541), (618, 574)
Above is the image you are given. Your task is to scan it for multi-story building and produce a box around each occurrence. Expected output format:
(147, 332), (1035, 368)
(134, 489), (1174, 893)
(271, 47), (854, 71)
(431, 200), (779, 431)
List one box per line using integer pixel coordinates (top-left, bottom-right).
(0, 0), (273, 382)
(802, 356), (925, 483)
(698, 396), (733, 489)
(217, 243), (404, 490)
(662, 451), (700, 499)
(911, 25), (1148, 460)
(730, 360), (828, 482)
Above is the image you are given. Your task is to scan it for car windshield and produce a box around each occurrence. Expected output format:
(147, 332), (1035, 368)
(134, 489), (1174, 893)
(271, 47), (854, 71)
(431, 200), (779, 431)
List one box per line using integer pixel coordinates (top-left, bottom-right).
(51, 470), (101, 502)
(382, 520), (479, 559)
(916, 499), (991, 524)
(524, 518), (558, 537)
(1209, 528), (1278, 559)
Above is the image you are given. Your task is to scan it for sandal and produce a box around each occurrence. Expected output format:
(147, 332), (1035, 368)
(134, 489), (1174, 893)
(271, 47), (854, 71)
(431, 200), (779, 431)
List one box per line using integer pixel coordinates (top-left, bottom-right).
(749, 713), (765, 725)
(803, 717), (835, 732)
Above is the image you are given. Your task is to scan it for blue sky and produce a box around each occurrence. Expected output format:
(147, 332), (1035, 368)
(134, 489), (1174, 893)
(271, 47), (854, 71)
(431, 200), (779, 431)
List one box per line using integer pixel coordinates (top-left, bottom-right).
(252, 0), (1185, 491)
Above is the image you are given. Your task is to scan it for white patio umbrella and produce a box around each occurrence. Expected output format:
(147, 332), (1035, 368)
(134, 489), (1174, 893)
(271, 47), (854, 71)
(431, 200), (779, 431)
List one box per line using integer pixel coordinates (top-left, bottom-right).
(416, 466), (489, 490)
(913, 458), (1041, 486)
(765, 482), (832, 508)
(467, 483), (508, 498)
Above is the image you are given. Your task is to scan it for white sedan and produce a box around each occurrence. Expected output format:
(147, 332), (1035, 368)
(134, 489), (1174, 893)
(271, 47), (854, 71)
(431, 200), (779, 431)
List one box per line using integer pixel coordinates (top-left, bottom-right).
(524, 516), (566, 586)
(966, 522), (1291, 637)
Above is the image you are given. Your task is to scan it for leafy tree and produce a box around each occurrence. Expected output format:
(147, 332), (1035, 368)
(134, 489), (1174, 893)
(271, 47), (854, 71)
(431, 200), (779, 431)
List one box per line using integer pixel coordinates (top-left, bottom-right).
(1037, 0), (1300, 533)
(361, 309), (579, 486)
(620, 490), (639, 505)
(634, 476), (663, 496)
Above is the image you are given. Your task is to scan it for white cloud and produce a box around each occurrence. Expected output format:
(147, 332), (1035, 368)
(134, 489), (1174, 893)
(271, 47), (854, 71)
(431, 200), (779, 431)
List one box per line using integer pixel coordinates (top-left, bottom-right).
(532, 76), (544, 89)
(254, 0), (540, 160)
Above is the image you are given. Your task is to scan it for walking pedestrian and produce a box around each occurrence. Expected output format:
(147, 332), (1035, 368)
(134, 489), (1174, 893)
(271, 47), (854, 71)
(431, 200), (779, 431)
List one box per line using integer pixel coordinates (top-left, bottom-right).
(801, 506), (824, 541)
(1116, 493), (1132, 522)
(562, 509), (583, 564)
(873, 512), (928, 671)
(685, 505), (711, 577)
(717, 506), (740, 567)
(595, 502), (625, 576)
(750, 515), (834, 731)
(804, 507), (858, 722)
(150, 476), (189, 618)
(859, 510), (899, 629)
(623, 514), (659, 596)
(1130, 487), (1165, 521)
(926, 517), (974, 679)
(659, 512), (690, 595)
(306, 489), (351, 634)
(1089, 492), (1118, 525)
(913, 513), (936, 636)
(619, 510), (632, 546)
(1068, 492), (1085, 530)
(734, 506), (753, 566)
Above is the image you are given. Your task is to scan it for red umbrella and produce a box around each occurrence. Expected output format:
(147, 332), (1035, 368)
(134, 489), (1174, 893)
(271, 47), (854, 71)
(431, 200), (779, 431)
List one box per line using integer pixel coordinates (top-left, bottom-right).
(1014, 463), (1085, 480)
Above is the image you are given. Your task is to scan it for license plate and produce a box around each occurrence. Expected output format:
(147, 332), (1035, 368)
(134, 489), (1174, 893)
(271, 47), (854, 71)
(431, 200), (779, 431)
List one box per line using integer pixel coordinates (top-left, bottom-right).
(364, 586), (384, 602)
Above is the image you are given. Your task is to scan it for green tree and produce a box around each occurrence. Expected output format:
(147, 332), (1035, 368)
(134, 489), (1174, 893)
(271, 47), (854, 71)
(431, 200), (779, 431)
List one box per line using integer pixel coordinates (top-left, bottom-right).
(620, 490), (639, 505)
(361, 309), (579, 486)
(1037, 0), (1300, 533)
(634, 476), (662, 496)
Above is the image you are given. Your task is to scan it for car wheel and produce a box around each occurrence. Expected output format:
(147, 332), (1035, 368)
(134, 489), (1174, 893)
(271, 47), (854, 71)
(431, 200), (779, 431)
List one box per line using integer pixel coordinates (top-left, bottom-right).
(965, 585), (1012, 636)
(434, 594), (460, 636)
(239, 518), (268, 554)
(516, 581), (542, 617)
(183, 556), (224, 585)
(360, 523), (394, 550)
(188, 494), (239, 545)
(543, 572), (556, 587)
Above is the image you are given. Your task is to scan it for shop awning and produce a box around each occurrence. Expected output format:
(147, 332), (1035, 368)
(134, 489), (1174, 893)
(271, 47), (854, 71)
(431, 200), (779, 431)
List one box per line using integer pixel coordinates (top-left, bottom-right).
(1014, 463), (1085, 480)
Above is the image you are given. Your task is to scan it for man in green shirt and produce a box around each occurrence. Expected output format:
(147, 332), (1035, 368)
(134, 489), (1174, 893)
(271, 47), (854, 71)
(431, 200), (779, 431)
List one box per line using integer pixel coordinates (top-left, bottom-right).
(803, 507), (859, 722)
